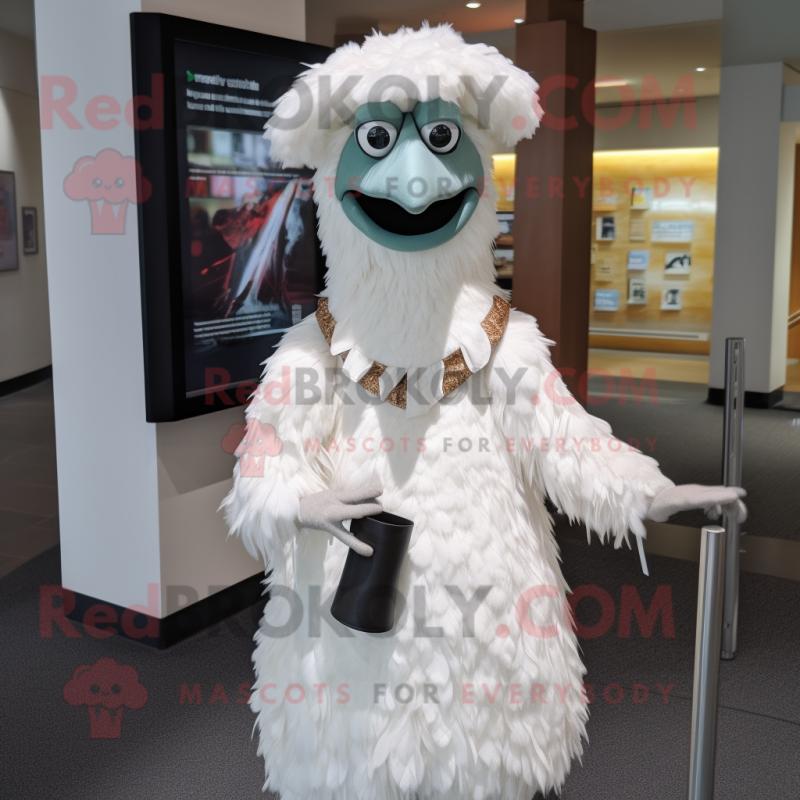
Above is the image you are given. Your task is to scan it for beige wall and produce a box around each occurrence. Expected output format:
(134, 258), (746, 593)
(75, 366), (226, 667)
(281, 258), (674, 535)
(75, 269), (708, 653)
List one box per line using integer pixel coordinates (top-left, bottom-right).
(0, 28), (51, 383)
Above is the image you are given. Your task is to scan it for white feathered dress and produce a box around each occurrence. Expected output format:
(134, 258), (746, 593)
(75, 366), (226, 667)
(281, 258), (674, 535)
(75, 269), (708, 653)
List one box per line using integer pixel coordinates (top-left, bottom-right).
(223, 287), (673, 800)
(222, 26), (675, 798)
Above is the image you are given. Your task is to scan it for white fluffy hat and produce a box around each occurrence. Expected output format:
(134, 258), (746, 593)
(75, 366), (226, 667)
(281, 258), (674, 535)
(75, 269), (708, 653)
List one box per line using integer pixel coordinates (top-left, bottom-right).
(265, 24), (543, 168)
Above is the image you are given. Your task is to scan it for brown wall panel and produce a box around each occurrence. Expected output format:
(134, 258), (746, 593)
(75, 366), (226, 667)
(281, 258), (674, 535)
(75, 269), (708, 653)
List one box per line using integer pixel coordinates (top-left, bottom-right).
(513, 20), (596, 396)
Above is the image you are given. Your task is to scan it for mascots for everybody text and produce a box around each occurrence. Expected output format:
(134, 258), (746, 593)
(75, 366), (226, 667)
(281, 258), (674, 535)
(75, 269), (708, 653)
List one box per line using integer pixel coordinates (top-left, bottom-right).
(224, 25), (745, 800)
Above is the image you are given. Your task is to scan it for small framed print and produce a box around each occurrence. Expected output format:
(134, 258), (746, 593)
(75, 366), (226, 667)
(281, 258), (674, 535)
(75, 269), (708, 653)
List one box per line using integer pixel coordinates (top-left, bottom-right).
(629, 217), (646, 241)
(628, 278), (647, 305)
(594, 258), (614, 280)
(630, 186), (652, 210)
(627, 250), (650, 270)
(665, 251), (691, 275)
(652, 220), (694, 243)
(594, 289), (620, 312)
(593, 192), (617, 210)
(661, 287), (682, 310)
(22, 207), (38, 255)
(595, 216), (615, 241)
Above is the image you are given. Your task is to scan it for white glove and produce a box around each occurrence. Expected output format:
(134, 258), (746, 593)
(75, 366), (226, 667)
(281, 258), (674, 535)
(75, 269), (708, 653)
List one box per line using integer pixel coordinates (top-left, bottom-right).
(647, 484), (747, 524)
(298, 485), (383, 557)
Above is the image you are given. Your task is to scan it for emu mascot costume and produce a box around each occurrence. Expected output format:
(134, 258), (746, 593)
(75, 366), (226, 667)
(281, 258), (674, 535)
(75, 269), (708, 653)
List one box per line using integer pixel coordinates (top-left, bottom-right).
(224, 25), (746, 800)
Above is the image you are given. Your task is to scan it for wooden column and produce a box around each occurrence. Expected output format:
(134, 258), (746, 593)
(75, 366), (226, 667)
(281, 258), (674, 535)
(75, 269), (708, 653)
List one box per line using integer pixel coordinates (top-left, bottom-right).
(513, 0), (595, 399)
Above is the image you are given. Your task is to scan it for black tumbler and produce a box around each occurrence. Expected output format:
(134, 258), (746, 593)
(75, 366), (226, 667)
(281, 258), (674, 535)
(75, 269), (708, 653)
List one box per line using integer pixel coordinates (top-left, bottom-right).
(330, 511), (414, 633)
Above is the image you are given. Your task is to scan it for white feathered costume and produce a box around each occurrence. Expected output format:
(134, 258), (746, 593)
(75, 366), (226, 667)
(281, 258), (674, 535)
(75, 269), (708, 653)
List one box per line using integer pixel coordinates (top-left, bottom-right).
(223, 25), (744, 800)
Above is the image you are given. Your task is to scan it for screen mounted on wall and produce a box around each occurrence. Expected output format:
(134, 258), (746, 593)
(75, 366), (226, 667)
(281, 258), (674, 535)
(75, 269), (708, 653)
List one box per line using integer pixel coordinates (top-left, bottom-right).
(131, 14), (331, 421)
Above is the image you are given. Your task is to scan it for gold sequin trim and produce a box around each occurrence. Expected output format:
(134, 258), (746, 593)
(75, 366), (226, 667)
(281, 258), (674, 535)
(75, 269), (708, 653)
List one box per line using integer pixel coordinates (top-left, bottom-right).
(359, 361), (387, 397)
(316, 295), (510, 410)
(316, 297), (336, 346)
(441, 348), (473, 396)
(482, 295), (511, 346)
(386, 374), (407, 409)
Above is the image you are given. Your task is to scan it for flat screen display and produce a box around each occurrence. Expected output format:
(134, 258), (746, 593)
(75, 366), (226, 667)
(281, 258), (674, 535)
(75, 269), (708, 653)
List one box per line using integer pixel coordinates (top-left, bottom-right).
(174, 41), (319, 398)
(131, 14), (331, 421)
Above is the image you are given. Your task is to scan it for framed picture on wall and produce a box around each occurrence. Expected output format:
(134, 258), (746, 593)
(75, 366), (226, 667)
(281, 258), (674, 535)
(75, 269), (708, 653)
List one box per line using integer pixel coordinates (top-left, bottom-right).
(630, 186), (652, 209)
(594, 289), (620, 311)
(0, 170), (19, 272)
(596, 216), (615, 241)
(494, 212), (514, 271)
(21, 207), (38, 255)
(594, 256), (615, 280)
(627, 250), (650, 269)
(665, 251), (691, 275)
(593, 192), (617, 210)
(661, 287), (682, 310)
(629, 217), (646, 241)
(628, 278), (647, 305)
(652, 220), (694, 243)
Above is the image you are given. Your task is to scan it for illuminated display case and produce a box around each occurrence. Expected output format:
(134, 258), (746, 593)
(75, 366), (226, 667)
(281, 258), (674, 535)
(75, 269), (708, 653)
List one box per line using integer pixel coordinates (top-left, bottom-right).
(491, 147), (718, 355)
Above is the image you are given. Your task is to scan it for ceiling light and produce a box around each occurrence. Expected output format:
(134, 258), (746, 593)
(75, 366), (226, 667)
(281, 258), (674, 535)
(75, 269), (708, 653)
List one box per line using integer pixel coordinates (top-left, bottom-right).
(595, 79), (628, 88)
(514, 18), (524, 24)
(466, 3), (481, 8)
(696, 67), (706, 72)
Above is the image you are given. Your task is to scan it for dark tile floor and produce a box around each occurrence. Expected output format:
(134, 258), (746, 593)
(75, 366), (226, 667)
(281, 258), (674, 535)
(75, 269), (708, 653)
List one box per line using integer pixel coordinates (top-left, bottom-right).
(0, 380), (60, 578)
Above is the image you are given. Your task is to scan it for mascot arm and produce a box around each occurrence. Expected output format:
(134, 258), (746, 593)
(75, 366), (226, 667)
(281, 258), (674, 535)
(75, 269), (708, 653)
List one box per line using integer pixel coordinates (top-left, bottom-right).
(488, 311), (674, 547)
(221, 320), (340, 582)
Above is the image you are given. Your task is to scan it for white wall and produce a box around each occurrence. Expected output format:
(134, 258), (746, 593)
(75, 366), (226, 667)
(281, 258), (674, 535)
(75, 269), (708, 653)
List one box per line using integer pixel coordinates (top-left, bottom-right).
(35, 0), (304, 617)
(709, 62), (794, 394)
(0, 27), (51, 383)
(708, 0), (800, 396)
(35, 0), (162, 613)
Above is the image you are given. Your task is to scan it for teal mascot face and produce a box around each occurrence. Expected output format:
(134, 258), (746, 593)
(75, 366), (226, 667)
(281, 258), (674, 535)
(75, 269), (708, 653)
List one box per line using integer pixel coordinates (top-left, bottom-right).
(335, 99), (483, 252)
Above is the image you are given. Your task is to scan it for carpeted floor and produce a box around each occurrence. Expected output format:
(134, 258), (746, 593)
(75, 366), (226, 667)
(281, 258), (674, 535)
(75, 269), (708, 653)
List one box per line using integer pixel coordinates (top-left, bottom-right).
(0, 379), (59, 578)
(587, 383), (800, 542)
(2, 378), (799, 798)
(2, 539), (799, 800)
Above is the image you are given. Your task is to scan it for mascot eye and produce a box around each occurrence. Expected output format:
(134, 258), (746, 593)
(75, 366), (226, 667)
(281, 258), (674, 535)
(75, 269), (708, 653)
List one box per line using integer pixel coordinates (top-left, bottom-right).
(356, 121), (398, 158)
(420, 121), (460, 154)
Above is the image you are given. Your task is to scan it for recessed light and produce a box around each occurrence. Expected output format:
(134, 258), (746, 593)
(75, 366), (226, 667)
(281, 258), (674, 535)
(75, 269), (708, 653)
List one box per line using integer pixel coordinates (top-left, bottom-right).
(696, 67), (706, 72)
(595, 79), (628, 88)
(514, 18), (524, 24)
(466, 2), (481, 8)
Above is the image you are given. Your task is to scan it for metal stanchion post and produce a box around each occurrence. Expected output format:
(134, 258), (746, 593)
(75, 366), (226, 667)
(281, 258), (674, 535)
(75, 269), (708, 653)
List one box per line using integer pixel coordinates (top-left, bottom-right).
(721, 338), (744, 660)
(687, 525), (726, 800)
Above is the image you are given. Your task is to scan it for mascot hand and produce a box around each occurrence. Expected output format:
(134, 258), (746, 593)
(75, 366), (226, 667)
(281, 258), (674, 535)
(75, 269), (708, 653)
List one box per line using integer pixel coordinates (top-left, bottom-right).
(298, 485), (383, 557)
(647, 484), (747, 524)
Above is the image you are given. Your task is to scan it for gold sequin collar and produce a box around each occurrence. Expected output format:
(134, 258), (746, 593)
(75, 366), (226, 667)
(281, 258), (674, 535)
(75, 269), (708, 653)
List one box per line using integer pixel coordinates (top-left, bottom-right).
(316, 295), (510, 414)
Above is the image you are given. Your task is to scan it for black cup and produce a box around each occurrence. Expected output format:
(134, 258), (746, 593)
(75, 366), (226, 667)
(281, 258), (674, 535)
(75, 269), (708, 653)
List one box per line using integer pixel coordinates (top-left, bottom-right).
(330, 511), (414, 633)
